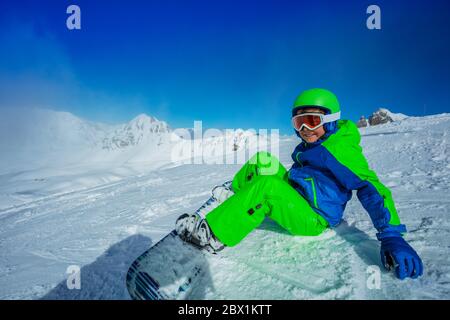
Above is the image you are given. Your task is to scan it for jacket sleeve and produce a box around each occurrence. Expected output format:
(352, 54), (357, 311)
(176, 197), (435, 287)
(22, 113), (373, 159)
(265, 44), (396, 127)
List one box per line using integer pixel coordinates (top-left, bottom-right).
(319, 144), (406, 238)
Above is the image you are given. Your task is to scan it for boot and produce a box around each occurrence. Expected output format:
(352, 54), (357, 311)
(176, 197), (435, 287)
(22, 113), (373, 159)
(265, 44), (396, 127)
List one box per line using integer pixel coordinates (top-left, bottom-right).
(196, 181), (234, 217)
(175, 181), (233, 253)
(175, 213), (225, 253)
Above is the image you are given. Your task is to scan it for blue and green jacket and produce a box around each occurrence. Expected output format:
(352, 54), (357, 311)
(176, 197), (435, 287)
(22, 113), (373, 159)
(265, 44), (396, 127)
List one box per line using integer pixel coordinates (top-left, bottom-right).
(287, 120), (406, 239)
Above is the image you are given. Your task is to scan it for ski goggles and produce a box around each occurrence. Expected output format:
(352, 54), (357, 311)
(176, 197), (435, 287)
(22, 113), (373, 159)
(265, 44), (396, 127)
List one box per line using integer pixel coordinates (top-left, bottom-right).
(292, 112), (341, 131)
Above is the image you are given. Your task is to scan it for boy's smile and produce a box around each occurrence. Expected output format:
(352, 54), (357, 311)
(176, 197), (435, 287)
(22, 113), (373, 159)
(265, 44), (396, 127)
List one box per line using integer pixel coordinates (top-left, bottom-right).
(299, 128), (323, 143)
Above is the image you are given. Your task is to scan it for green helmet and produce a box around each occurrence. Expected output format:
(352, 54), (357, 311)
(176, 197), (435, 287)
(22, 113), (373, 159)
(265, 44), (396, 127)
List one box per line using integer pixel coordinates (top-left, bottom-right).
(292, 88), (341, 116)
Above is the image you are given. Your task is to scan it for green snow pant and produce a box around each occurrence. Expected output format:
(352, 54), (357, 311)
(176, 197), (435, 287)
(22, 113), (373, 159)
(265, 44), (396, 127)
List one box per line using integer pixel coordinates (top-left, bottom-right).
(205, 151), (328, 247)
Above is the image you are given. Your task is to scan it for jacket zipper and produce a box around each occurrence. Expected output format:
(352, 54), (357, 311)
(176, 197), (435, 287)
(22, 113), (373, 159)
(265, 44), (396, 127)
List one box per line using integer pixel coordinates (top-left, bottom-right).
(304, 177), (318, 208)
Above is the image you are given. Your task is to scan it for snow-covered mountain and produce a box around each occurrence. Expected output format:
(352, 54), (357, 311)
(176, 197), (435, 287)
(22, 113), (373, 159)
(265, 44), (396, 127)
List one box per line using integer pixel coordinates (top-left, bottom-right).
(0, 108), (274, 176)
(0, 108), (173, 153)
(102, 114), (170, 150)
(0, 109), (449, 300)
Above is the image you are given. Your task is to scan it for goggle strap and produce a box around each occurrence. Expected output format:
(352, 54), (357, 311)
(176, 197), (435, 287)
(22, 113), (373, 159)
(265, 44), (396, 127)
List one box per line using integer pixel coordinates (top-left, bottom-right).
(322, 111), (341, 123)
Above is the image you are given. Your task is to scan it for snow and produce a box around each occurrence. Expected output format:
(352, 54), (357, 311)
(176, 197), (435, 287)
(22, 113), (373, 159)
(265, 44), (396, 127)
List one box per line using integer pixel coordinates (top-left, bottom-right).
(0, 108), (449, 300)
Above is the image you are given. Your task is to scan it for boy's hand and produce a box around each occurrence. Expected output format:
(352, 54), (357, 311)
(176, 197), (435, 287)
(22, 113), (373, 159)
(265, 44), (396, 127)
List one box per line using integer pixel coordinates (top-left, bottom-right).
(380, 236), (423, 280)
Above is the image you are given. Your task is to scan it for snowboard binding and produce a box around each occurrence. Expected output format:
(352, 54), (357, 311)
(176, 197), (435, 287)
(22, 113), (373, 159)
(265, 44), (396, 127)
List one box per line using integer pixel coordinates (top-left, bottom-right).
(175, 181), (233, 253)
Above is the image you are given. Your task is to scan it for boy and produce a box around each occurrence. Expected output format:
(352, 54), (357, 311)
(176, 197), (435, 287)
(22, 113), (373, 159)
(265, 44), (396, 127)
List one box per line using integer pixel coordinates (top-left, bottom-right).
(176, 88), (423, 280)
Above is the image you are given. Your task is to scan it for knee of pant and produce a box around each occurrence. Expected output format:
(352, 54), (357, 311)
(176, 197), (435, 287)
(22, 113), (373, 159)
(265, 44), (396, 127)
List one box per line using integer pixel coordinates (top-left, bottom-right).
(252, 152), (282, 176)
(250, 151), (278, 164)
(251, 175), (285, 192)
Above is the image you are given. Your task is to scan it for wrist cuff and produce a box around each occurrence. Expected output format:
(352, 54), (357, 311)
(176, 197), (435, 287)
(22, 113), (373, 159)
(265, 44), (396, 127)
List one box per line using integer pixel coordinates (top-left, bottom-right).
(376, 224), (407, 241)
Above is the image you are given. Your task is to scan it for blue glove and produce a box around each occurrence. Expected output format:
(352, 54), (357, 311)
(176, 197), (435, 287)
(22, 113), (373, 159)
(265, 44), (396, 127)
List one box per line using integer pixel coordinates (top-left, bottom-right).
(380, 236), (423, 280)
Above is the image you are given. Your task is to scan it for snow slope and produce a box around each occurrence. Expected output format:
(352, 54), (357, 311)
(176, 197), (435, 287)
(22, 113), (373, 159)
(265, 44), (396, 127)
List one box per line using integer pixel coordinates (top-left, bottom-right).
(0, 112), (449, 299)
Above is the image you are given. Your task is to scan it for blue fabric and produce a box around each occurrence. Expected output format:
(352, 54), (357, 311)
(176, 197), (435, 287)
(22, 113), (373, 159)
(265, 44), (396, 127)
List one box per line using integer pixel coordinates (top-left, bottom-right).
(289, 144), (351, 227)
(288, 136), (405, 234)
(379, 236), (424, 279)
(319, 146), (405, 232)
(376, 224), (407, 240)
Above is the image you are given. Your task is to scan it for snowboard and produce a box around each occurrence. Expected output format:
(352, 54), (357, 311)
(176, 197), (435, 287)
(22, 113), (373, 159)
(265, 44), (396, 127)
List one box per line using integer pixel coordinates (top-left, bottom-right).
(126, 181), (233, 300)
(126, 229), (209, 300)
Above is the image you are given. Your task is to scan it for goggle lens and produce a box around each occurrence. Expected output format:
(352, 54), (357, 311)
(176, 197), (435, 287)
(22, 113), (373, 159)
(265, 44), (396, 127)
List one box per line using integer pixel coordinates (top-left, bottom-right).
(292, 114), (323, 131)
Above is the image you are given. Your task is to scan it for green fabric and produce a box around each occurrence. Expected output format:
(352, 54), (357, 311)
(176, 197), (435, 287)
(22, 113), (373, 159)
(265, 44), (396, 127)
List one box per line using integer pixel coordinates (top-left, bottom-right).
(207, 152), (328, 246)
(304, 178), (318, 208)
(231, 151), (288, 193)
(322, 120), (401, 226)
(292, 88), (340, 114)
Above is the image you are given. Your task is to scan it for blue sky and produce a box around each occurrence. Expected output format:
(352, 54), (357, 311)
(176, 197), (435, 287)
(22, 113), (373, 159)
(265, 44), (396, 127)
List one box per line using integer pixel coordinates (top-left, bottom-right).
(0, 0), (449, 134)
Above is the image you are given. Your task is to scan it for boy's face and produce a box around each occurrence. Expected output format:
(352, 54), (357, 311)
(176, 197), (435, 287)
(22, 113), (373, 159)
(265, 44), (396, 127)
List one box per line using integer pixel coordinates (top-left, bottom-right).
(296, 108), (326, 143)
